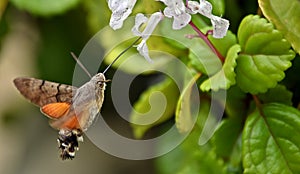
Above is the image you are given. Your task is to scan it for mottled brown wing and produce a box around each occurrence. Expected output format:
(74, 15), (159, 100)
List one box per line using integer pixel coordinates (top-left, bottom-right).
(13, 77), (77, 107)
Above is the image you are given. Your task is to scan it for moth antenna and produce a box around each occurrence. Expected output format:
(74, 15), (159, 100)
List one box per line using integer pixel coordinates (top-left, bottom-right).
(70, 52), (92, 78)
(102, 37), (142, 74)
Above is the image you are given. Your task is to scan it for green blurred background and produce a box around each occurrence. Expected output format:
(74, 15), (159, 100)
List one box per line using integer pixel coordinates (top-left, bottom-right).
(0, 0), (258, 174)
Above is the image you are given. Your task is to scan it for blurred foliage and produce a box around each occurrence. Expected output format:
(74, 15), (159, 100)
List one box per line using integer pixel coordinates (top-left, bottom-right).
(36, 9), (90, 83)
(259, 0), (300, 55)
(1, 0), (300, 174)
(156, 100), (227, 174)
(131, 77), (180, 138)
(10, 0), (80, 16)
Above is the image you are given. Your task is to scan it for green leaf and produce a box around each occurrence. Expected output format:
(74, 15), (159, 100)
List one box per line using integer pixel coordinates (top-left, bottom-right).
(225, 85), (248, 118)
(236, 15), (295, 94)
(10, 0), (80, 16)
(208, 0), (225, 16)
(175, 73), (201, 133)
(213, 118), (243, 158)
(242, 103), (300, 174)
(227, 137), (243, 174)
(209, 30), (237, 58)
(200, 44), (241, 91)
(156, 126), (227, 174)
(258, 0), (300, 54)
(189, 50), (221, 75)
(130, 78), (179, 138)
(258, 85), (293, 105)
(212, 118), (243, 173)
(189, 29), (237, 77)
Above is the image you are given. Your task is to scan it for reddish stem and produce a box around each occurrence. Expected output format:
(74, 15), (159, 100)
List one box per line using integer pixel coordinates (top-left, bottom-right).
(252, 95), (262, 108)
(252, 95), (265, 116)
(189, 21), (225, 62)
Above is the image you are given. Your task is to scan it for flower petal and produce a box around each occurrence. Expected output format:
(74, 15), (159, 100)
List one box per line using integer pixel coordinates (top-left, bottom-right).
(163, 7), (174, 18)
(132, 13), (148, 36)
(137, 39), (153, 63)
(132, 12), (163, 62)
(187, 1), (200, 14)
(141, 12), (163, 39)
(158, 0), (172, 6)
(211, 15), (229, 38)
(187, 0), (229, 38)
(198, 0), (213, 18)
(187, 0), (212, 18)
(160, 0), (191, 30)
(172, 12), (191, 30)
(107, 0), (137, 30)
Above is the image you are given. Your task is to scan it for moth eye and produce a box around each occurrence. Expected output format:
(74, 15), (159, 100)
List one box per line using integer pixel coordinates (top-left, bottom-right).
(97, 81), (105, 88)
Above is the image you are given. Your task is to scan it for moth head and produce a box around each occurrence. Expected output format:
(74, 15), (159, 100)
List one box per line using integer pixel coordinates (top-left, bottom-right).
(91, 73), (109, 90)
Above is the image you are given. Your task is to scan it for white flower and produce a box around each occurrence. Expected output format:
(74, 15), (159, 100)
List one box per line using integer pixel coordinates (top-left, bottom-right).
(211, 15), (229, 38)
(187, 0), (229, 38)
(132, 12), (164, 62)
(132, 13), (148, 36)
(187, 0), (212, 18)
(136, 39), (150, 62)
(107, 0), (137, 30)
(159, 0), (191, 30)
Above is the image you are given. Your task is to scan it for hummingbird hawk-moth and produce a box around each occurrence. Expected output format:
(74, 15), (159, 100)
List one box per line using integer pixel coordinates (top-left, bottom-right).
(14, 72), (108, 160)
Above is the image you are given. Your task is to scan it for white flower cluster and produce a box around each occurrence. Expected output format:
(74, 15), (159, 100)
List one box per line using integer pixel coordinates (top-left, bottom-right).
(107, 0), (229, 62)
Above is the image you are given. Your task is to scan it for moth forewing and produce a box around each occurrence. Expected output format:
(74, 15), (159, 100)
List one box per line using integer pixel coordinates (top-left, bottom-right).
(13, 77), (76, 107)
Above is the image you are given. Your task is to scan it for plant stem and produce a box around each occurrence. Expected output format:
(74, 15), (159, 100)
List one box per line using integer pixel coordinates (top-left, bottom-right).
(252, 95), (265, 116)
(189, 21), (225, 62)
(252, 95), (261, 108)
